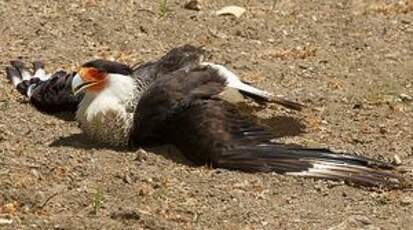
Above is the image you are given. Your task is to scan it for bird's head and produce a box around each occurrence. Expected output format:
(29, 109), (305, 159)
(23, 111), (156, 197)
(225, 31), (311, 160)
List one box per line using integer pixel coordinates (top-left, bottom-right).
(72, 59), (133, 95)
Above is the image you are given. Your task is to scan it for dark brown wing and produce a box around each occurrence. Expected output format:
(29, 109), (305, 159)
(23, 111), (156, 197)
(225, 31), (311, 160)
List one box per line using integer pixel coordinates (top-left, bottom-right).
(129, 66), (405, 188)
(129, 66), (225, 146)
(131, 44), (205, 82)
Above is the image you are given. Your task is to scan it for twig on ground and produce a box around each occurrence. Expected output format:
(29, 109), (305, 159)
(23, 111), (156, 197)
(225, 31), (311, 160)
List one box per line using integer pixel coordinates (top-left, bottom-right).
(38, 192), (59, 210)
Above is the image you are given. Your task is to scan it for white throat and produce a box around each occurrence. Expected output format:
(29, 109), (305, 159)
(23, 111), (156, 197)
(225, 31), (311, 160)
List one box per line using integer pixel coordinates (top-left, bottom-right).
(76, 73), (138, 146)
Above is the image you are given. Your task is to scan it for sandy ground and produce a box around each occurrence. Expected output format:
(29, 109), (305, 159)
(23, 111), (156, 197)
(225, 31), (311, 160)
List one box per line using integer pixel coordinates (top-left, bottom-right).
(1, 0), (413, 229)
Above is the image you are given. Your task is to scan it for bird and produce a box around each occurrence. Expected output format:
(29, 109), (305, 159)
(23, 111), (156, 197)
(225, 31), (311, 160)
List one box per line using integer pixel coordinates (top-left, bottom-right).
(4, 45), (406, 188)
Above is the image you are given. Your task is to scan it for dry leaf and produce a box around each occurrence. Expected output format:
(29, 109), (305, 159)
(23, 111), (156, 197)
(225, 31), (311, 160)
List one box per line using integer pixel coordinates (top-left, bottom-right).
(304, 114), (322, 130)
(241, 71), (265, 84)
(263, 47), (317, 60)
(216, 5), (246, 18)
(0, 202), (17, 215)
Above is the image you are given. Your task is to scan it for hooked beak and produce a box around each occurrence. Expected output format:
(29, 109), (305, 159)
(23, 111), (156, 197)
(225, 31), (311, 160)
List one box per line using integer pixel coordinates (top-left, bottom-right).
(71, 73), (98, 95)
(72, 73), (86, 95)
(72, 73), (96, 95)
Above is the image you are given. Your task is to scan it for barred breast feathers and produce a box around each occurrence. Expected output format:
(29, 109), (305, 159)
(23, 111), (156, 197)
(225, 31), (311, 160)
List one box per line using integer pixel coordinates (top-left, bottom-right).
(76, 73), (140, 146)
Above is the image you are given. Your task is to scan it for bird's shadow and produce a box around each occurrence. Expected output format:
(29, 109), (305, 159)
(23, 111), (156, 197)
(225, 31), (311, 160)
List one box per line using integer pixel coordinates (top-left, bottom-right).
(263, 115), (306, 138)
(238, 103), (306, 138)
(49, 114), (306, 164)
(49, 133), (194, 166)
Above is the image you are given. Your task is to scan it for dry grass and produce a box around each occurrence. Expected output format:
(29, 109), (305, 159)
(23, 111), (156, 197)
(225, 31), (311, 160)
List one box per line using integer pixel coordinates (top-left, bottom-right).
(261, 46), (317, 60)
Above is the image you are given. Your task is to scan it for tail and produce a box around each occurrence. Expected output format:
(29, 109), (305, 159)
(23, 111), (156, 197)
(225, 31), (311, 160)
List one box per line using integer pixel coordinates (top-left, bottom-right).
(4, 60), (82, 116)
(216, 145), (405, 188)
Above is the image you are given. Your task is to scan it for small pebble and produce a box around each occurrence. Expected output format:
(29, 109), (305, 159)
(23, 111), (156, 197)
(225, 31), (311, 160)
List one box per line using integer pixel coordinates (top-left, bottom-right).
(393, 155), (402, 165)
(184, 0), (202, 11)
(0, 218), (13, 225)
(216, 5), (246, 18)
(400, 197), (413, 206)
(399, 93), (412, 102)
(123, 174), (133, 184)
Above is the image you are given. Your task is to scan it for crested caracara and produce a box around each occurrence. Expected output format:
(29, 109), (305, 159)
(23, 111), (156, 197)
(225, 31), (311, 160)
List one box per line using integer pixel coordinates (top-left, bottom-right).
(4, 45), (406, 188)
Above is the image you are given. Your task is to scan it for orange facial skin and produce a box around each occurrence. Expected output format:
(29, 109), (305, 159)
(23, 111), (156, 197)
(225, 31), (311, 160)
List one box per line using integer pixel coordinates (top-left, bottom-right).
(79, 67), (107, 93)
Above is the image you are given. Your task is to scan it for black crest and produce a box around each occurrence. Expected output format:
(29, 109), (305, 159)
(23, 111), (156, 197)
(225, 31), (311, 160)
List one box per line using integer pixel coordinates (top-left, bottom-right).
(82, 59), (133, 75)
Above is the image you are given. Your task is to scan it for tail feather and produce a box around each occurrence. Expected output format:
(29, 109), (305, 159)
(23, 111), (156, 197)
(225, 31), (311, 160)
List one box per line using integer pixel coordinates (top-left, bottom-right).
(4, 60), (81, 115)
(32, 61), (50, 81)
(32, 60), (45, 72)
(5, 66), (22, 87)
(216, 145), (404, 188)
(10, 60), (32, 80)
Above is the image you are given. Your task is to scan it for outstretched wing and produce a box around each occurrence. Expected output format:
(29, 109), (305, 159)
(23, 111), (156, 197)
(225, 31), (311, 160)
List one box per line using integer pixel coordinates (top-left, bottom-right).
(131, 44), (205, 82)
(129, 66), (404, 188)
(132, 45), (305, 110)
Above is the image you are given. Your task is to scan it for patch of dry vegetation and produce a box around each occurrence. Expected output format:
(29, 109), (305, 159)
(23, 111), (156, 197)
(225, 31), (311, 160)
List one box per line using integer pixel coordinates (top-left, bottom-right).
(366, 0), (413, 14)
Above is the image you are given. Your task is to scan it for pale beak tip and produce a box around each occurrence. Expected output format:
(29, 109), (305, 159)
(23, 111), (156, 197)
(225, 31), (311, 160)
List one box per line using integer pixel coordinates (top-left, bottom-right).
(71, 73), (83, 95)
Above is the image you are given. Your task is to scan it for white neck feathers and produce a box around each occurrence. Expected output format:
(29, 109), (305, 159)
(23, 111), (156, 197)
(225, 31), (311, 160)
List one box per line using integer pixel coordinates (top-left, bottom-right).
(77, 73), (137, 121)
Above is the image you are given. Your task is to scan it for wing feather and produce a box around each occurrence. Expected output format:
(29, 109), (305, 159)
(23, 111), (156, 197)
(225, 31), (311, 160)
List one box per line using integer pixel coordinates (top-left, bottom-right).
(130, 66), (405, 188)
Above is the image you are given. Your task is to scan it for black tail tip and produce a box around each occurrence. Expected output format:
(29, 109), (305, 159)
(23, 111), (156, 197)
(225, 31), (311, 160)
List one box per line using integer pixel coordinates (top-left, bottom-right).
(10, 60), (26, 70)
(50, 70), (68, 78)
(5, 66), (21, 81)
(32, 60), (45, 71)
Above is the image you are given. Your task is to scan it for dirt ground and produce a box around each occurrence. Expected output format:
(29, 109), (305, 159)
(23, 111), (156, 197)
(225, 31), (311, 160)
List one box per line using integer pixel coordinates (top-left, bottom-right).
(0, 0), (413, 229)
